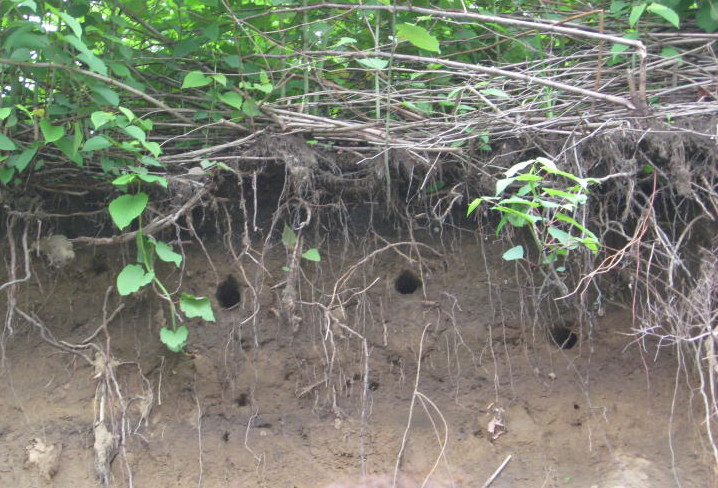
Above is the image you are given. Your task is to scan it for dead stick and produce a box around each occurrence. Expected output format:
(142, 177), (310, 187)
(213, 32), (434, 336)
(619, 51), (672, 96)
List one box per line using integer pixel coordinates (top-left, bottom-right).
(481, 454), (512, 488)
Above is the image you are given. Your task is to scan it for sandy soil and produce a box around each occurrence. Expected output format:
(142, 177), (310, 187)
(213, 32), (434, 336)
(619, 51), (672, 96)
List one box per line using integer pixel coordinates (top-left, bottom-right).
(0, 235), (714, 487)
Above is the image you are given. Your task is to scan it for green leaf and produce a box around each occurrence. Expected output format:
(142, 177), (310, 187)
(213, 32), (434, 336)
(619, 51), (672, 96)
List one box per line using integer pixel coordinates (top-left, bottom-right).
(242, 98), (262, 117)
(118, 106), (135, 122)
(174, 38), (202, 57)
(396, 23), (441, 53)
(555, 212), (596, 239)
(112, 174), (138, 186)
(124, 125), (146, 143)
(160, 326), (189, 352)
(282, 224), (297, 248)
(301, 248), (321, 262)
(0, 134), (17, 150)
(108, 62), (131, 77)
(218, 91), (244, 110)
(54, 136), (83, 165)
(424, 180), (445, 194)
(505, 159), (536, 177)
(211, 74), (227, 86)
(154, 240), (182, 267)
(357, 58), (389, 70)
(39, 120), (65, 142)
(201, 23), (220, 41)
(495, 177), (517, 196)
(516, 183), (532, 196)
(180, 293), (215, 321)
(0, 166), (15, 184)
(142, 141), (161, 157)
(332, 37), (357, 47)
(92, 85), (120, 106)
(467, 198), (483, 216)
(660, 47), (682, 66)
(17, 0), (37, 12)
(78, 52), (108, 75)
(140, 156), (163, 167)
(543, 188), (584, 205)
(58, 11), (82, 38)
(108, 192), (148, 230)
(697, 2), (718, 32)
(0, 108), (12, 120)
(480, 88), (510, 98)
(83, 135), (113, 151)
(647, 3), (680, 28)
(137, 174), (167, 187)
(515, 174), (542, 183)
(548, 226), (572, 245)
(629, 3), (647, 26)
(116, 263), (154, 295)
(182, 71), (212, 88)
(502, 245), (524, 261)
(7, 146), (37, 172)
(91, 111), (116, 129)
(492, 205), (541, 225)
(535, 157), (557, 172)
(498, 197), (540, 207)
(579, 236), (600, 253)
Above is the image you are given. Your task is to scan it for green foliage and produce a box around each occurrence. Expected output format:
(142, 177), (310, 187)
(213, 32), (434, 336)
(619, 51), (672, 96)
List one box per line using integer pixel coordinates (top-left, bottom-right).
(160, 326), (189, 353)
(0, 0), (703, 348)
(107, 175), (214, 352)
(468, 157), (601, 269)
(396, 23), (441, 53)
(179, 294), (215, 322)
(117, 264), (154, 296)
(108, 193), (149, 230)
(282, 224), (322, 263)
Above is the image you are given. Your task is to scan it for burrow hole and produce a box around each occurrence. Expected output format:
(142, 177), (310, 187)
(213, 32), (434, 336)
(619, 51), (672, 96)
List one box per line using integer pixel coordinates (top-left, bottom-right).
(394, 270), (422, 295)
(216, 275), (241, 309)
(550, 326), (578, 350)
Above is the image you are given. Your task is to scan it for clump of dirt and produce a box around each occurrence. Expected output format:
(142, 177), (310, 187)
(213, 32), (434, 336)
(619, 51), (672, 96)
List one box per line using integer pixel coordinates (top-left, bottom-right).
(0, 237), (713, 487)
(24, 438), (63, 480)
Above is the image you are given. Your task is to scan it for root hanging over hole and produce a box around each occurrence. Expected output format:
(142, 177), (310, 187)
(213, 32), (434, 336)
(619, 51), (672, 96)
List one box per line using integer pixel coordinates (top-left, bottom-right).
(216, 275), (241, 309)
(550, 326), (578, 350)
(394, 270), (422, 295)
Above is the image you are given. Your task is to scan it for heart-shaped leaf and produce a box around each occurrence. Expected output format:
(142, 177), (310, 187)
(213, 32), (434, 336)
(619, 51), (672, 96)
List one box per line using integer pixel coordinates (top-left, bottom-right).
(109, 192), (148, 230)
(116, 263), (154, 295)
(182, 71), (212, 89)
(91, 111), (116, 129)
(39, 120), (65, 142)
(180, 293), (215, 322)
(160, 326), (189, 352)
(218, 91), (243, 110)
(502, 245), (524, 261)
(301, 248), (321, 262)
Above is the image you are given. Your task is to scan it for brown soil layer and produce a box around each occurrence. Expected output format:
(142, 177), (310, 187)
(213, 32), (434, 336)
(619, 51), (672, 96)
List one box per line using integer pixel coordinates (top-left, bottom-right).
(0, 238), (713, 487)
